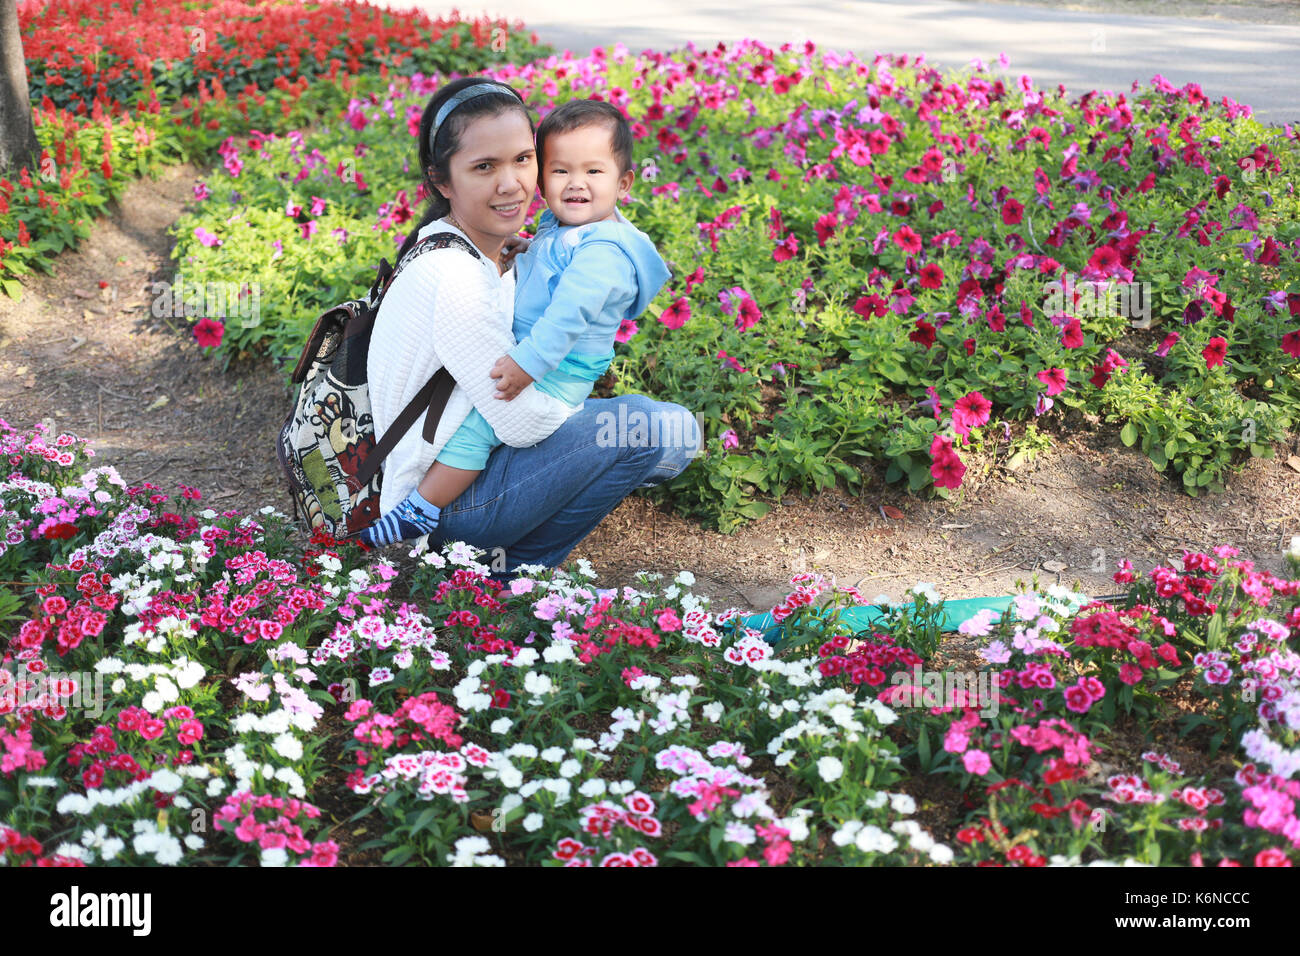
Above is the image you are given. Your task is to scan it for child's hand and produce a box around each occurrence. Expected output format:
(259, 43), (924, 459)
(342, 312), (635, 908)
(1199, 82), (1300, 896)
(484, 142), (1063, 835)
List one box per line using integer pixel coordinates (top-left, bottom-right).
(502, 235), (531, 267)
(490, 355), (534, 400)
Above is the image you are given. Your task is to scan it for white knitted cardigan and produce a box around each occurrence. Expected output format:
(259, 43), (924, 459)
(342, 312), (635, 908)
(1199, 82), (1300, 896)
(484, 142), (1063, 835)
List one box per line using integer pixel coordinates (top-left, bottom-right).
(368, 219), (578, 514)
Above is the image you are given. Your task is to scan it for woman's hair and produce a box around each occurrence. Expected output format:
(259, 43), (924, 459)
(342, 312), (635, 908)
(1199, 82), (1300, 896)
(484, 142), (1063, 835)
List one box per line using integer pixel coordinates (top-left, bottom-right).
(397, 77), (534, 259)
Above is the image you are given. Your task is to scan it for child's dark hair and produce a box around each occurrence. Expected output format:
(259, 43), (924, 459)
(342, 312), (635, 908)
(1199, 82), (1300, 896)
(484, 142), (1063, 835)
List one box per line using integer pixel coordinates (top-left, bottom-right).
(398, 77), (534, 259)
(535, 99), (634, 176)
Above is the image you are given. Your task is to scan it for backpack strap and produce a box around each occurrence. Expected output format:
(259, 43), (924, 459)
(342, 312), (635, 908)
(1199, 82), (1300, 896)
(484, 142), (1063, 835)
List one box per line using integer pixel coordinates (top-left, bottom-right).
(348, 229), (484, 493)
(352, 365), (455, 491)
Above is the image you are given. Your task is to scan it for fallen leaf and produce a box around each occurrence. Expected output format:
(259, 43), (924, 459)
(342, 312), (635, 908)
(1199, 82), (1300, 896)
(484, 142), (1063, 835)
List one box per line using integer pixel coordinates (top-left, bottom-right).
(1286, 455), (1300, 474)
(1043, 559), (1068, 573)
(67, 336), (86, 353)
(210, 489), (238, 500)
(145, 395), (169, 412)
(470, 811), (496, 832)
(72, 288), (94, 299)
(881, 505), (904, 520)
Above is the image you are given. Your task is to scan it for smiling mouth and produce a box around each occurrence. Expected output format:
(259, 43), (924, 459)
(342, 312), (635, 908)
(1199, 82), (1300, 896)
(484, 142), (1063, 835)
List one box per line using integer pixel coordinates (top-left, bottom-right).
(563, 197), (590, 203)
(492, 201), (523, 213)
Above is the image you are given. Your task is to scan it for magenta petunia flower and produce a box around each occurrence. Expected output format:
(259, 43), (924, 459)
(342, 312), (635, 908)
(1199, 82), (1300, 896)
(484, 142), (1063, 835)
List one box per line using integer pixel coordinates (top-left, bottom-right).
(1036, 367), (1068, 395)
(952, 391), (992, 437)
(657, 298), (690, 330)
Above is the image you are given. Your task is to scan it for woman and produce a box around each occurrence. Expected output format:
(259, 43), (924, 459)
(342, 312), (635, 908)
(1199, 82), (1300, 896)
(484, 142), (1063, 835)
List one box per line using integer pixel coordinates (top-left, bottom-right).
(367, 77), (699, 572)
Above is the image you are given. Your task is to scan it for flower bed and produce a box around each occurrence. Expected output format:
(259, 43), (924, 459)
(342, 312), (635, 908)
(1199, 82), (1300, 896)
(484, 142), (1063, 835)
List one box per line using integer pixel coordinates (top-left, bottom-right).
(0, 0), (551, 295)
(171, 39), (1300, 530)
(2, 419), (1297, 866)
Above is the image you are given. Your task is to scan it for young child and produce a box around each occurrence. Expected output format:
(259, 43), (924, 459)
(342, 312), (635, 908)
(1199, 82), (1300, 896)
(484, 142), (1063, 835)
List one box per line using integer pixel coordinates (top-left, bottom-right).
(363, 99), (670, 548)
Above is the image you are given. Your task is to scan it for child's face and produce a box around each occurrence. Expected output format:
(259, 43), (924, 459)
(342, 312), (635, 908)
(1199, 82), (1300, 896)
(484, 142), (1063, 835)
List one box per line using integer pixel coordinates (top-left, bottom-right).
(539, 124), (635, 227)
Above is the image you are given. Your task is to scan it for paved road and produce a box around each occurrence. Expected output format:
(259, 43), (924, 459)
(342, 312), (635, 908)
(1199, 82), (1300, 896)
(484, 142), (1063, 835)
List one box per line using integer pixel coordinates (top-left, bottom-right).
(392, 0), (1299, 125)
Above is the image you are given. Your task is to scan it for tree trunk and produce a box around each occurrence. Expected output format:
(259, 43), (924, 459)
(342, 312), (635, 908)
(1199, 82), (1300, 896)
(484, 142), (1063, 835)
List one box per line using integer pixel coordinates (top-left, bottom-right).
(0, 0), (40, 174)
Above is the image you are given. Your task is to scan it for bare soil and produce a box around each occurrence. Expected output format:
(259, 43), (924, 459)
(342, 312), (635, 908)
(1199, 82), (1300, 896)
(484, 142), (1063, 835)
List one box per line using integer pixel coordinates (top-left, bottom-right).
(2, 161), (1298, 613)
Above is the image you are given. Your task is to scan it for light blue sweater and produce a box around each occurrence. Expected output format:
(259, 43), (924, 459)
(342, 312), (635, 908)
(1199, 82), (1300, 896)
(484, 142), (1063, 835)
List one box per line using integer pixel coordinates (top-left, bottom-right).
(435, 206), (670, 471)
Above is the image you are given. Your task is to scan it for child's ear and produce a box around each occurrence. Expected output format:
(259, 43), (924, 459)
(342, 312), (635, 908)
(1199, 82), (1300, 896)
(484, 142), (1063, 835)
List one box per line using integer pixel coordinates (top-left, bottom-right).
(618, 168), (636, 201)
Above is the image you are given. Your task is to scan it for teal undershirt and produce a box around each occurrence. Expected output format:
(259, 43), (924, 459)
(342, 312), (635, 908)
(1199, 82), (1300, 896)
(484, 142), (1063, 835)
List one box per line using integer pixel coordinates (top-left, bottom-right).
(434, 352), (613, 471)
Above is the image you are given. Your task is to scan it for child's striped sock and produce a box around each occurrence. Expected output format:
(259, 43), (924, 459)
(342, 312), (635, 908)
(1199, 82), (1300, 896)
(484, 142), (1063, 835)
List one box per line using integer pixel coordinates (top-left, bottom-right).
(361, 487), (442, 548)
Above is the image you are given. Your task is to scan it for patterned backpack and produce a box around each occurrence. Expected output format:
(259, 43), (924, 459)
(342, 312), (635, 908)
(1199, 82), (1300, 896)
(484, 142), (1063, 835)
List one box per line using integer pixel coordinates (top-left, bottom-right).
(276, 231), (479, 539)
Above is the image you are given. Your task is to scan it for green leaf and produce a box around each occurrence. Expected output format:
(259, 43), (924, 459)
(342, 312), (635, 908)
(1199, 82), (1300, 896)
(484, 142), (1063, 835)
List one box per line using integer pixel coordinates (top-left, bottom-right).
(1119, 422), (1138, 447)
(382, 845), (415, 865)
(916, 726), (931, 770)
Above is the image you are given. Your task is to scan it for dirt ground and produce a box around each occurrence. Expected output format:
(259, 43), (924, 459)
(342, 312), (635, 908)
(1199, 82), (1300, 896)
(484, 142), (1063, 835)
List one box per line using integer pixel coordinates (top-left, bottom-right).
(2, 161), (1298, 614)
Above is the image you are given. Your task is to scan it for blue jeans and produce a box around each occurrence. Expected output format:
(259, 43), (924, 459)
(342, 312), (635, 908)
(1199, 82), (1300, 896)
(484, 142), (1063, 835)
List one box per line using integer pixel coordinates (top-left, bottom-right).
(431, 395), (700, 571)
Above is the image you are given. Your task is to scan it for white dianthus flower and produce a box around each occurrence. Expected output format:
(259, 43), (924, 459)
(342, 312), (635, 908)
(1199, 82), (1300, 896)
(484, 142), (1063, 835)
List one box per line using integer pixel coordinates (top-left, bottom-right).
(889, 793), (916, 815)
(273, 733), (304, 761)
(148, 769), (183, 794)
(261, 710), (291, 734)
(523, 671), (554, 696)
(523, 813), (543, 832)
(817, 756), (844, 782)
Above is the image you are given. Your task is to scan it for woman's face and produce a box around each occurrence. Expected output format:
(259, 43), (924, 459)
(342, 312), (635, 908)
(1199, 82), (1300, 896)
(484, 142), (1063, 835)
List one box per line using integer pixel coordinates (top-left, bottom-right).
(435, 108), (537, 252)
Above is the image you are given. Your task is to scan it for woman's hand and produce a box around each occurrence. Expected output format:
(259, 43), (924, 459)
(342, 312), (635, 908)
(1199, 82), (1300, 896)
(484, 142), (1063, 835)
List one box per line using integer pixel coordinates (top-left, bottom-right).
(490, 354), (535, 400)
(501, 235), (531, 267)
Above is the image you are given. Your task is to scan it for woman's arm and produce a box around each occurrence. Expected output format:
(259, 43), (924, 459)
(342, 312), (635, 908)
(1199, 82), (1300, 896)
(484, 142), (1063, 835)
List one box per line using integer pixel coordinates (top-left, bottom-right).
(401, 251), (573, 446)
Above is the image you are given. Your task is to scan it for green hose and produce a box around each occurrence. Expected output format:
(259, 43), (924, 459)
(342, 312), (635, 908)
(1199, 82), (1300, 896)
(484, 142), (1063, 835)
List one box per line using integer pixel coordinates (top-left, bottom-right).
(741, 592), (1128, 646)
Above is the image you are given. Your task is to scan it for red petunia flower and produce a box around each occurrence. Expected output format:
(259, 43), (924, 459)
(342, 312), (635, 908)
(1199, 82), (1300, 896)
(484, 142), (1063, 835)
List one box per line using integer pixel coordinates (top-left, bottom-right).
(193, 318), (224, 348)
(1203, 336), (1227, 369)
(908, 318), (936, 349)
(814, 213), (837, 246)
(1282, 330), (1300, 359)
(892, 226), (922, 254)
(919, 263), (945, 289)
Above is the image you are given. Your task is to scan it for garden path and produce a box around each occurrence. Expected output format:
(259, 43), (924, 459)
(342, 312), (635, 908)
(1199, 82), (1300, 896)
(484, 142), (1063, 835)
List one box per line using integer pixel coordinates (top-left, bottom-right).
(403, 0), (1300, 126)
